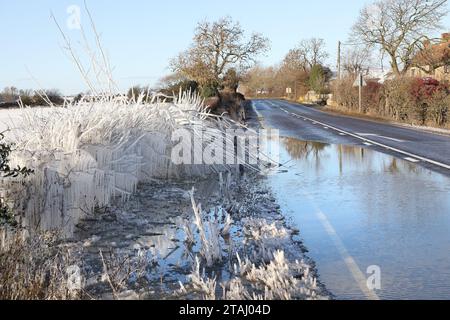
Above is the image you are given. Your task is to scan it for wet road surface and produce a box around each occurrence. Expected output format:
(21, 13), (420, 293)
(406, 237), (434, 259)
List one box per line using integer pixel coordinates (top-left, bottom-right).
(252, 100), (450, 300)
(253, 99), (450, 176)
(268, 138), (450, 300)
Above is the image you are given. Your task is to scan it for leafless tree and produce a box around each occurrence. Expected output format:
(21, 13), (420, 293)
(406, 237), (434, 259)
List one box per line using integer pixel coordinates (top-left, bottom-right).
(297, 38), (329, 69)
(282, 49), (309, 72)
(279, 50), (311, 96)
(351, 0), (448, 76)
(170, 17), (270, 86)
(1, 87), (19, 103)
(342, 46), (373, 76)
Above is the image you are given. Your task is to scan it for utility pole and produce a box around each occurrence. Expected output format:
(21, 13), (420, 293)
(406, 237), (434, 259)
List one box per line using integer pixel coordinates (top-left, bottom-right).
(353, 72), (365, 113)
(358, 73), (363, 113)
(337, 41), (341, 80)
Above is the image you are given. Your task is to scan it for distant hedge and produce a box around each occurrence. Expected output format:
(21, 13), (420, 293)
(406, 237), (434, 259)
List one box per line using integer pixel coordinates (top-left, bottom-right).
(332, 76), (449, 127)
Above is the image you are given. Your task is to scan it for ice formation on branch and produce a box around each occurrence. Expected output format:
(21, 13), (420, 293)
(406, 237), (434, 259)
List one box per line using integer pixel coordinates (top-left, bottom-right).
(1, 92), (244, 236)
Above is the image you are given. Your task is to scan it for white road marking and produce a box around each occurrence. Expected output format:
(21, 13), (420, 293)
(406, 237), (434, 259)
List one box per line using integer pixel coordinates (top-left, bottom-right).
(323, 127), (329, 130)
(363, 142), (372, 146)
(404, 157), (420, 163)
(301, 192), (380, 300)
(269, 102), (449, 170)
(356, 133), (405, 143)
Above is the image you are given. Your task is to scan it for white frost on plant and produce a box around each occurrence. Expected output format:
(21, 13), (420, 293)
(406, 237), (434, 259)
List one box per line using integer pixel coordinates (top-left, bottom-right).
(242, 218), (292, 262)
(182, 221), (196, 246)
(242, 218), (290, 240)
(0, 92), (239, 236)
(187, 256), (217, 300)
(190, 189), (223, 267)
(221, 213), (233, 237)
(180, 212), (326, 300)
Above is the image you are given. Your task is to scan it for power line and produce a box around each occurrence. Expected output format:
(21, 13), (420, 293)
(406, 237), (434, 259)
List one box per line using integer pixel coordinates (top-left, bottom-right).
(340, 41), (369, 46)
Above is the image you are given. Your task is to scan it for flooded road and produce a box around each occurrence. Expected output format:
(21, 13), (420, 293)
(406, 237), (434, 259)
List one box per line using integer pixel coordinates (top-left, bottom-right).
(268, 138), (450, 300)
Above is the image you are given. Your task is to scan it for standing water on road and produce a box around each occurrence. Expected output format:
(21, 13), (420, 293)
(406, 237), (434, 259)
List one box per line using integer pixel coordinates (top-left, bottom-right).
(268, 137), (450, 300)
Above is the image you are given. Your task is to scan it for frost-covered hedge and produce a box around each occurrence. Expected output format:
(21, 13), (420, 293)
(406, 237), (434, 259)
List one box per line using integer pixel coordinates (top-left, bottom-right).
(1, 92), (235, 236)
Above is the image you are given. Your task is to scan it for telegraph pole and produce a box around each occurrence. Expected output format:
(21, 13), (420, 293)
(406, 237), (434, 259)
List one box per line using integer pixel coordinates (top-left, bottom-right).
(358, 73), (363, 113)
(337, 41), (341, 80)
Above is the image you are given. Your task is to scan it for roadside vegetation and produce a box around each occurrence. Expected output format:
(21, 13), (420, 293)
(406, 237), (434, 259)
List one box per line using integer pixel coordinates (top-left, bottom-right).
(240, 38), (331, 99)
(332, 76), (449, 127)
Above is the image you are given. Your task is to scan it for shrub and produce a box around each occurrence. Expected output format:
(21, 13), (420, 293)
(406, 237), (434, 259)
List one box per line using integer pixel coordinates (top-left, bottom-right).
(18, 89), (34, 106)
(427, 90), (449, 126)
(159, 80), (199, 98)
(31, 90), (64, 106)
(0, 134), (33, 226)
(308, 65), (328, 94)
(333, 75), (449, 127)
(332, 77), (358, 110)
(362, 81), (383, 113)
(201, 81), (220, 98)
(383, 77), (415, 121)
(409, 78), (448, 125)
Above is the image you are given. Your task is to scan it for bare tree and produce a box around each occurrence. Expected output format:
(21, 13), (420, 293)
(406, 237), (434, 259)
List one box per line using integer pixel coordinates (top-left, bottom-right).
(170, 17), (270, 87)
(1, 87), (19, 103)
(279, 50), (311, 97)
(282, 49), (309, 72)
(342, 46), (373, 76)
(351, 0), (448, 76)
(241, 65), (282, 97)
(297, 38), (329, 69)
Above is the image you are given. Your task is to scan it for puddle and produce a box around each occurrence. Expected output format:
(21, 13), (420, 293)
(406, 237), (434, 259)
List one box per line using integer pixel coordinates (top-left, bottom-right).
(268, 138), (450, 300)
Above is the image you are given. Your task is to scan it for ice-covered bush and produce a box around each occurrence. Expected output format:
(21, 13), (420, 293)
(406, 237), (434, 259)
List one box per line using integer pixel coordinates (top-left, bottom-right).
(1, 91), (240, 236)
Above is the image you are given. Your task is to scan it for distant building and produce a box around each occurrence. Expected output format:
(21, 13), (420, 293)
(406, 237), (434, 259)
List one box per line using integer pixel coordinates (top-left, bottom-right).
(408, 33), (450, 82)
(365, 69), (394, 84)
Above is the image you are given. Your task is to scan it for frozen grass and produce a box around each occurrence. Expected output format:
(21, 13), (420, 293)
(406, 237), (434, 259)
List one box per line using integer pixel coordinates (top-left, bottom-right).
(178, 192), (326, 301)
(0, 232), (81, 300)
(0, 91), (246, 236)
(190, 189), (223, 267)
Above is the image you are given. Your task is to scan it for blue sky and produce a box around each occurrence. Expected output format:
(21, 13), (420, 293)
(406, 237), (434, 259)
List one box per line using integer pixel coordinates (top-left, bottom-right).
(1, 0), (450, 94)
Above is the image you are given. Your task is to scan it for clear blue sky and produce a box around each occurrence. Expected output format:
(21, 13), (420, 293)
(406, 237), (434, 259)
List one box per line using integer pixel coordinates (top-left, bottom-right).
(1, 0), (450, 95)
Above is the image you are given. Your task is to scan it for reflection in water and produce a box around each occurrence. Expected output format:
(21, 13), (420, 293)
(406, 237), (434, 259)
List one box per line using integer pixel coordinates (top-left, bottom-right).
(283, 138), (423, 176)
(284, 138), (328, 160)
(271, 137), (450, 300)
